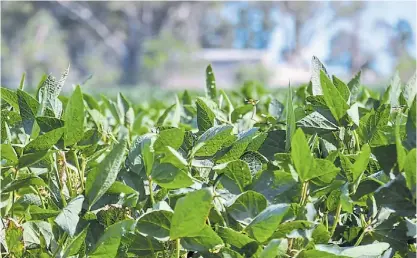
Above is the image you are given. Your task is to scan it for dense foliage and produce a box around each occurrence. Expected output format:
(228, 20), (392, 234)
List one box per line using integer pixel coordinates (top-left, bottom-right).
(1, 57), (416, 258)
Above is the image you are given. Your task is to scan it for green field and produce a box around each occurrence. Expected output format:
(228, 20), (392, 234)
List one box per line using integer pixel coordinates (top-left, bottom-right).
(1, 58), (416, 257)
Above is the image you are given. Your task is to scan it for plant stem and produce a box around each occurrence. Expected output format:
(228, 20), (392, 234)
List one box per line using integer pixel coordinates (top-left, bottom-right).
(176, 238), (181, 258)
(149, 177), (155, 206)
(330, 202), (342, 237)
(354, 228), (367, 246)
(352, 130), (360, 152)
(52, 232), (68, 258)
(299, 181), (309, 206)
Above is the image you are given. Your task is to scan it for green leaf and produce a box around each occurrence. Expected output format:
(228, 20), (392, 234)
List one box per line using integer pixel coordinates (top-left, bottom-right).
(312, 224), (330, 244)
(358, 104), (391, 147)
(395, 115), (407, 172)
(406, 98), (416, 149)
(137, 209), (173, 240)
(206, 64), (217, 100)
(126, 133), (157, 175)
(404, 72), (416, 107)
(195, 125), (235, 157)
(1, 143), (18, 165)
(260, 239), (288, 258)
(404, 149), (416, 193)
(196, 97), (216, 132)
(347, 71), (361, 103)
(88, 219), (136, 258)
(217, 128), (258, 163)
(286, 84), (296, 152)
(1, 87), (19, 111)
(17, 89), (39, 135)
(389, 71), (401, 107)
(227, 191), (267, 225)
(126, 233), (164, 256)
(5, 219), (24, 257)
(151, 163), (193, 189)
(268, 98), (284, 120)
(153, 127), (185, 153)
(311, 56), (330, 96)
(350, 144), (371, 183)
(62, 226), (89, 257)
(29, 206), (60, 220)
(63, 85), (84, 146)
(170, 188), (213, 239)
(214, 160), (252, 194)
(86, 139), (127, 208)
(22, 221), (53, 249)
(2, 176), (46, 193)
(36, 116), (64, 132)
(300, 250), (344, 258)
(291, 129), (313, 182)
(315, 242), (390, 257)
(55, 195), (84, 237)
(245, 203), (290, 242)
(181, 225), (224, 252)
(332, 75), (351, 104)
(24, 127), (64, 153)
(18, 150), (49, 169)
(320, 70), (349, 122)
(231, 104), (253, 122)
(296, 111), (338, 135)
(217, 226), (261, 257)
(250, 170), (298, 203)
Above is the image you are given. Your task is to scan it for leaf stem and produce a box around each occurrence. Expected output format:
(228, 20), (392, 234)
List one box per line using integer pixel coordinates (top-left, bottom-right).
(299, 181), (309, 206)
(176, 238), (181, 258)
(352, 130), (360, 152)
(354, 228), (367, 246)
(149, 177), (155, 206)
(330, 202), (342, 237)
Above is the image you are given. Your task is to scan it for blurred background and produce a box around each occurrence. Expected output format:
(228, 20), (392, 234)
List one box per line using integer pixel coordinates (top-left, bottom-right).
(1, 1), (416, 93)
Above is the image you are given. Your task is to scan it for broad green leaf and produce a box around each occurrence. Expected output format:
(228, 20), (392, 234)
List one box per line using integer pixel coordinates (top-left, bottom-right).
(217, 226), (261, 257)
(206, 64), (217, 100)
(62, 226), (89, 257)
(126, 133), (157, 175)
(196, 97), (216, 132)
(258, 130), (286, 160)
(29, 206), (60, 220)
(291, 129), (313, 182)
(241, 151), (267, 176)
(217, 128), (258, 163)
(1, 87), (19, 111)
(22, 221), (53, 249)
(300, 250), (344, 258)
(181, 225), (224, 252)
(17, 89), (39, 135)
(88, 219), (136, 258)
(126, 233), (164, 256)
(285, 84), (296, 152)
(347, 71), (361, 103)
(245, 203), (290, 242)
(151, 163), (193, 189)
(1, 143), (18, 165)
(296, 111), (338, 135)
(315, 242), (390, 257)
(214, 160), (252, 194)
(311, 56), (330, 96)
(350, 144), (371, 183)
(395, 115), (407, 172)
(227, 191), (267, 225)
(332, 75), (350, 104)
(18, 150), (49, 168)
(260, 239), (288, 258)
(358, 104), (391, 147)
(2, 176), (46, 193)
(63, 85), (84, 146)
(404, 72), (416, 106)
(153, 127), (185, 153)
(250, 169), (298, 203)
(268, 98), (284, 120)
(86, 139), (127, 208)
(312, 224), (330, 244)
(36, 116), (64, 132)
(170, 188), (213, 239)
(160, 146), (188, 169)
(389, 71), (401, 107)
(404, 149), (416, 193)
(308, 159), (340, 182)
(24, 127), (64, 153)
(195, 125), (235, 157)
(231, 104), (253, 122)
(320, 70), (349, 122)
(137, 209), (173, 240)
(406, 98), (416, 149)
(5, 219), (24, 257)
(55, 195), (84, 237)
